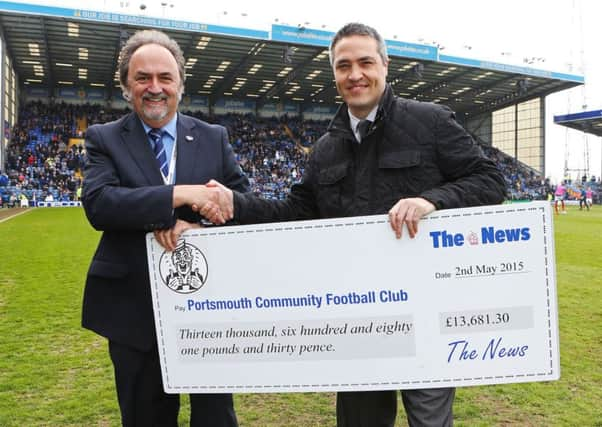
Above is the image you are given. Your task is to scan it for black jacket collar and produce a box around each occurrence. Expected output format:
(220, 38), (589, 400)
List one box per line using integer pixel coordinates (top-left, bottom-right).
(327, 84), (396, 138)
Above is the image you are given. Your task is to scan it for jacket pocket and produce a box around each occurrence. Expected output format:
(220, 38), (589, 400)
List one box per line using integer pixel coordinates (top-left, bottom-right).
(318, 162), (348, 184)
(316, 162), (348, 216)
(378, 150), (425, 200)
(88, 259), (129, 279)
(379, 150), (421, 169)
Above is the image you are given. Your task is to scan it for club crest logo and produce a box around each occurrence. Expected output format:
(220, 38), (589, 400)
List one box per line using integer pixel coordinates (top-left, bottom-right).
(467, 231), (479, 245)
(158, 239), (208, 294)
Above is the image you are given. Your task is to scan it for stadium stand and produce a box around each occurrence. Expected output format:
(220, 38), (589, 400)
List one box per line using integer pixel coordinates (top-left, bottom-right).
(1, 101), (600, 207)
(1, 2), (595, 211)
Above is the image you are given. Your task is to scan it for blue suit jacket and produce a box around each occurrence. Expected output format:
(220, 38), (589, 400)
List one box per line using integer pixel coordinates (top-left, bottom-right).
(81, 112), (250, 350)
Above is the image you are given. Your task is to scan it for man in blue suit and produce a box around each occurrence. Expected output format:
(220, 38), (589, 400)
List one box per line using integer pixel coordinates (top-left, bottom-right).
(81, 29), (249, 427)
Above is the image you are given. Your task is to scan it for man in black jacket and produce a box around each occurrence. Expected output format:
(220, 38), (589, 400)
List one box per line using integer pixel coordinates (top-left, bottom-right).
(206, 23), (505, 426)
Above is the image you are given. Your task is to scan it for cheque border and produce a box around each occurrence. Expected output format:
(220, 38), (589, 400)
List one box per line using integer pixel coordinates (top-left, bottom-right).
(148, 203), (558, 391)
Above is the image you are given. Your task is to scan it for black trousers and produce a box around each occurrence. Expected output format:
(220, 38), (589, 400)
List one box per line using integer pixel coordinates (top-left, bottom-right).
(337, 388), (455, 427)
(108, 341), (238, 427)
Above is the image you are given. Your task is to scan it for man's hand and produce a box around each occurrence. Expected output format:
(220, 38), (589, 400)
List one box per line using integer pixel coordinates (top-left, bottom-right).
(154, 219), (201, 251)
(173, 184), (226, 224)
(388, 197), (436, 239)
(197, 179), (234, 222)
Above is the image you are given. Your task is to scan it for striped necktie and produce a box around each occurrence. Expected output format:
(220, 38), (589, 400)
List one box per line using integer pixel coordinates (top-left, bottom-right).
(148, 128), (169, 177)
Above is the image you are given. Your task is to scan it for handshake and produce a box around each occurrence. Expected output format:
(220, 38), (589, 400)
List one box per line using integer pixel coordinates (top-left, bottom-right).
(173, 179), (234, 225)
(158, 180), (234, 251)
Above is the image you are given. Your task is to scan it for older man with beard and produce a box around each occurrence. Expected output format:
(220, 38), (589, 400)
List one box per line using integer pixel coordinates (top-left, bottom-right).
(81, 29), (249, 427)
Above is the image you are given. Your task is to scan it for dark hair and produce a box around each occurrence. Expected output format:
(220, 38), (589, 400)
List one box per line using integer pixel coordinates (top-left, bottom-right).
(329, 23), (388, 67)
(118, 29), (185, 100)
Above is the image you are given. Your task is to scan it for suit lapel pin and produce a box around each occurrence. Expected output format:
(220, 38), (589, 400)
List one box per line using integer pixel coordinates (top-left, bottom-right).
(185, 135), (194, 142)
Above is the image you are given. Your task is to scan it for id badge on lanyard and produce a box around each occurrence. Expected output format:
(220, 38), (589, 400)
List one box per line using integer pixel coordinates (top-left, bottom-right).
(161, 141), (177, 185)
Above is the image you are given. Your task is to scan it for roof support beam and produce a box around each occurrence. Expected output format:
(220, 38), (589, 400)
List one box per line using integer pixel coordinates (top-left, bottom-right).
(210, 41), (262, 105)
(108, 26), (128, 94)
(181, 32), (198, 96)
(39, 17), (54, 91)
(257, 45), (324, 108)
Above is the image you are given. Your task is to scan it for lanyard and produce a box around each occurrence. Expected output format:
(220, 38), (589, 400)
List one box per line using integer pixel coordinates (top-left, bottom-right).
(161, 139), (177, 185)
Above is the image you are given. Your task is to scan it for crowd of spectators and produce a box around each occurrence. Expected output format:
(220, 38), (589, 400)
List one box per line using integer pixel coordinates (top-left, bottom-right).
(481, 145), (552, 201)
(189, 112), (327, 200)
(2, 101), (84, 207)
(481, 144), (601, 204)
(0, 102), (132, 207)
(1, 101), (600, 208)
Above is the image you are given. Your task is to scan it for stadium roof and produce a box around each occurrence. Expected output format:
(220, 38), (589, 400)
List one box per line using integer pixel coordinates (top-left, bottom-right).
(0, 1), (584, 116)
(554, 110), (602, 138)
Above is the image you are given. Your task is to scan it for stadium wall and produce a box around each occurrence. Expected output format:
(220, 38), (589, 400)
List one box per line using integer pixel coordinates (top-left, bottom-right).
(1, 36), (19, 171)
(466, 113), (493, 146)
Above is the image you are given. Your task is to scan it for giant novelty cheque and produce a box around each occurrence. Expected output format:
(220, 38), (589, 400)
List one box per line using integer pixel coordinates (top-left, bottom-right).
(146, 201), (559, 393)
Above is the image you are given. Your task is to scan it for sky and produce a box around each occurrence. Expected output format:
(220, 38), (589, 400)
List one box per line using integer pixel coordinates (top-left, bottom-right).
(15, 0), (602, 183)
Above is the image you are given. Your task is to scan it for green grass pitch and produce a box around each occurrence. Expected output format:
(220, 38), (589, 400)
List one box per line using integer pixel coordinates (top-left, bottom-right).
(0, 206), (600, 426)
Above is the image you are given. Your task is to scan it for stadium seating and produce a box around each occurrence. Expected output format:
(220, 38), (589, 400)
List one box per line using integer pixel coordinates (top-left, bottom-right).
(1, 101), (600, 207)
